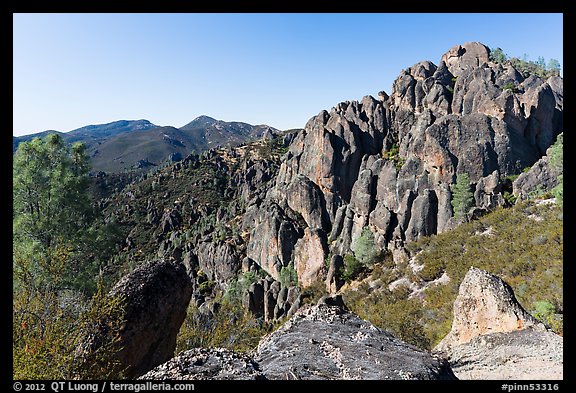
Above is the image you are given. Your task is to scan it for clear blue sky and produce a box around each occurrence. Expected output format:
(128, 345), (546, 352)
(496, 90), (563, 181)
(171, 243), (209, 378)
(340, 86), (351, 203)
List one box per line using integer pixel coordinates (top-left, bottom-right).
(13, 13), (563, 136)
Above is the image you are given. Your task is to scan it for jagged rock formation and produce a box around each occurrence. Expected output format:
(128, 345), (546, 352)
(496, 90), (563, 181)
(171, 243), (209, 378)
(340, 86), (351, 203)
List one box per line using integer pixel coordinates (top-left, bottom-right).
(97, 41), (562, 333)
(241, 275), (301, 321)
(141, 302), (456, 380)
(79, 260), (193, 378)
(243, 42), (563, 288)
(435, 267), (562, 379)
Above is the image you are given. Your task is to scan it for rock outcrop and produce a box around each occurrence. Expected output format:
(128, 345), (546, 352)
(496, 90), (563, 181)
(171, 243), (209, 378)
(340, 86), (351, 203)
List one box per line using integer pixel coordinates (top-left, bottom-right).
(435, 267), (562, 380)
(435, 267), (545, 352)
(79, 261), (193, 378)
(139, 348), (264, 380)
(141, 302), (456, 380)
(243, 42), (562, 289)
(513, 133), (563, 201)
(443, 329), (563, 380)
(256, 303), (456, 380)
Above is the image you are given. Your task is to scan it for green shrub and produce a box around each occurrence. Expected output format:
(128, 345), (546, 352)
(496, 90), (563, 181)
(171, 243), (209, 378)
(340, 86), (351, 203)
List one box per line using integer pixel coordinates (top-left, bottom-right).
(279, 263), (298, 288)
(342, 254), (363, 282)
(503, 82), (519, 92)
(176, 297), (272, 354)
(532, 300), (563, 334)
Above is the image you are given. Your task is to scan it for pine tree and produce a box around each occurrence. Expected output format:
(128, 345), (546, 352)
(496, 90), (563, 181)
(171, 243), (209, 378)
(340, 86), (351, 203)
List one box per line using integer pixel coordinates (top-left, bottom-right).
(451, 173), (474, 220)
(13, 134), (93, 289)
(354, 227), (381, 266)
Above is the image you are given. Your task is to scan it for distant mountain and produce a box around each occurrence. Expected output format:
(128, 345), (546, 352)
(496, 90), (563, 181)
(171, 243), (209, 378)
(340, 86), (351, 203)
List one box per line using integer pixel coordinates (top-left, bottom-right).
(13, 117), (280, 173)
(13, 119), (157, 153)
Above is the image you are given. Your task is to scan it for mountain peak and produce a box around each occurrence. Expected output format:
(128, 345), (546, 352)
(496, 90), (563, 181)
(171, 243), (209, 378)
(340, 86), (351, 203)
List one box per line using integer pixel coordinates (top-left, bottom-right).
(182, 115), (218, 129)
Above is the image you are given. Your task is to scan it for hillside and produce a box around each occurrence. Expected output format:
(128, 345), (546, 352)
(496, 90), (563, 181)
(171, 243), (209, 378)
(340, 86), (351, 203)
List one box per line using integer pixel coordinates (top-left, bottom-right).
(13, 116), (281, 173)
(13, 42), (563, 380)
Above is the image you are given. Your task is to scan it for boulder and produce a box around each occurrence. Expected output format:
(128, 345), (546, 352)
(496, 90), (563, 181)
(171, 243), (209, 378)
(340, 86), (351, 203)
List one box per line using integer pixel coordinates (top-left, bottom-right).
(434, 267), (562, 380)
(139, 348), (264, 380)
(256, 304), (456, 380)
(79, 260), (193, 378)
(443, 329), (563, 380)
(435, 267), (545, 353)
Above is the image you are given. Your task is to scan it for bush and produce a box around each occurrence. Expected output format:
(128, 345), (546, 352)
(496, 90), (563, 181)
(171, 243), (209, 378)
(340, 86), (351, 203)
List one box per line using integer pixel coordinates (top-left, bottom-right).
(176, 297), (272, 354)
(13, 277), (126, 379)
(503, 82), (519, 92)
(532, 300), (563, 334)
(342, 254), (363, 282)
(279, 263), (298, 288)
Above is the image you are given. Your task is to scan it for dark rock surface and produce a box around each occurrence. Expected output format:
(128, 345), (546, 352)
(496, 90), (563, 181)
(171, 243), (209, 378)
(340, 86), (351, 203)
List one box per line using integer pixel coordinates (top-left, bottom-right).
(256, 304), (456, 380)
(513, 133), (563, 201)
(80, 260), (193, 378)
(139, 348), (265, 380)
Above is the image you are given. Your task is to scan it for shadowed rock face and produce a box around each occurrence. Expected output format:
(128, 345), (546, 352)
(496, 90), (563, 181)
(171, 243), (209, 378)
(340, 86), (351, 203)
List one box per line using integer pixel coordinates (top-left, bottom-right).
(80, 260), (193, 378)
(513, 133), (563, 201)
(256, 304), (456, 380)
(434, 267), (562, 380)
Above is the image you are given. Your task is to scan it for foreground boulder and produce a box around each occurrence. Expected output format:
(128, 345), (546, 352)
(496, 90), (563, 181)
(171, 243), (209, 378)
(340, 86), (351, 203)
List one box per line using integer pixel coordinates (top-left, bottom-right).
(141, 302), (455, 380)
(435, 267), (562, 379)
(256, 303), (455, 380)
(80, 260), (193, 378)
(442, 329), (563, 380)
(139, 348), (264, 380)
(435, 267), (545, 352)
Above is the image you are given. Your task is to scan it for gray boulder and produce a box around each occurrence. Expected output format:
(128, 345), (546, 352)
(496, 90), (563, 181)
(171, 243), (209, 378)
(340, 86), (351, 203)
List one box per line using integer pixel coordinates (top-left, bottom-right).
(256, 304), (456, 380)
(139, 348), (264, 380)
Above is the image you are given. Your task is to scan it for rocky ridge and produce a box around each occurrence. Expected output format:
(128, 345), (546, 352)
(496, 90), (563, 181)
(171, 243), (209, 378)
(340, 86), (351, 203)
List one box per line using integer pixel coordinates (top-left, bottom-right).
(241, 41), (563, 294)
(97, 42), (563, 330)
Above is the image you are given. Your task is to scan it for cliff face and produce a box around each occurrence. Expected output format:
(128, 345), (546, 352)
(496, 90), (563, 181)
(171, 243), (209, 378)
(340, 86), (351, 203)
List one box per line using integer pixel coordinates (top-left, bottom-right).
(244, 42), (563, 287)
(98, 42), (562, 328)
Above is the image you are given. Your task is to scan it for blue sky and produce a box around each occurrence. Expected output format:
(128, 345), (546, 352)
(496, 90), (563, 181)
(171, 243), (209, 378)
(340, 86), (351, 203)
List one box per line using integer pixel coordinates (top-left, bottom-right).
(13, 13), (563, 136)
